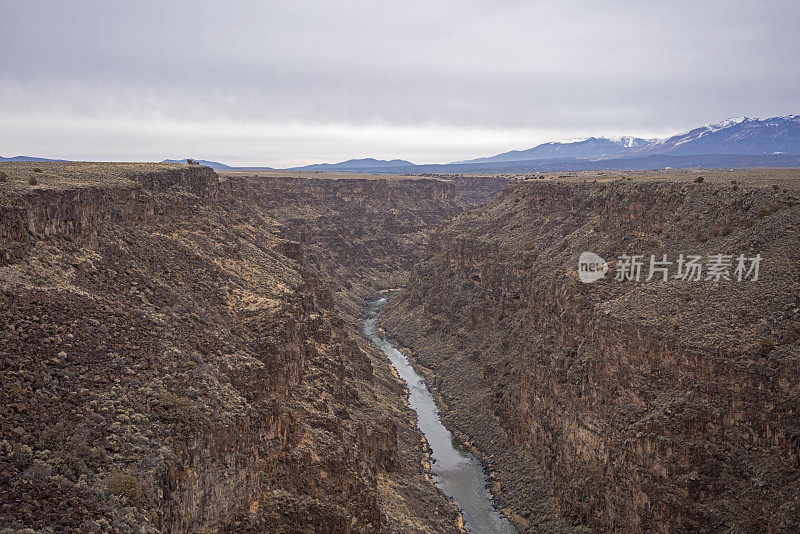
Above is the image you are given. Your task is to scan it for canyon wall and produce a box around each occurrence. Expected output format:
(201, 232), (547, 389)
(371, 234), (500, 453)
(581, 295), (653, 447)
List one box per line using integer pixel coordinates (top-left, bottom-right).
(0, 163), (467, 533)
(384, 170), (800, 532)
(218, 174), (468, 319)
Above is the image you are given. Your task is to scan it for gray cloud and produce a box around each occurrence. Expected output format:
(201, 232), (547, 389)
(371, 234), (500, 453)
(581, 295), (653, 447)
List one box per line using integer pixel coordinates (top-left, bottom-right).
(1, 0), (798, 166)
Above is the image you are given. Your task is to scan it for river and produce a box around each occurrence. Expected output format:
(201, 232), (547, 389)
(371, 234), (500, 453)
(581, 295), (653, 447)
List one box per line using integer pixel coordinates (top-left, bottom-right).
(362, 293), (517, 534)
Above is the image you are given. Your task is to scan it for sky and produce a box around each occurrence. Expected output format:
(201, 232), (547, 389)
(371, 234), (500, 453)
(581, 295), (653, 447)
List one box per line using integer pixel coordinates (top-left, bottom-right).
(1, 0), (798, 167)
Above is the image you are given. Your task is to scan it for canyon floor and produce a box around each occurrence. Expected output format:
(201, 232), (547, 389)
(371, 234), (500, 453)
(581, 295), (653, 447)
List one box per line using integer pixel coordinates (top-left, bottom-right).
(1, 163), (798, 533)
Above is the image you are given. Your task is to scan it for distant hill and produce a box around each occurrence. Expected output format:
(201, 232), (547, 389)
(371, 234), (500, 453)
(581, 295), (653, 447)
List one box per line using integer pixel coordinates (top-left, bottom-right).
(0, 156), (273, 171)
(162, 159), (277, 171)
(281, 114), (799, 173)
(0, 155), (68, 162)
(454, 136), (655, 164)
(314, 154), (800, 175)
(161, 158), (235, 170)
(290, 158), (415, 171)
(5, 115), (799, 174)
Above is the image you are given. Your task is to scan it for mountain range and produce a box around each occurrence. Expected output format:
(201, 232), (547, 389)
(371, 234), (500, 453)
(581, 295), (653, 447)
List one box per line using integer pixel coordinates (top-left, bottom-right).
(456, 115), (800, 165)
(455, 136), (656, 164)
(639, 115), (800, 156)
(3, 115), (798, 172)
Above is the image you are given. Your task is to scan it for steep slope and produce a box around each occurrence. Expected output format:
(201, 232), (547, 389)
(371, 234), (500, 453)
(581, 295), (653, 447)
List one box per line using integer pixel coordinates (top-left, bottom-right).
(216, 172), (469, 320)
(0, 163), (466, 533)
(384, 169), (800, 532)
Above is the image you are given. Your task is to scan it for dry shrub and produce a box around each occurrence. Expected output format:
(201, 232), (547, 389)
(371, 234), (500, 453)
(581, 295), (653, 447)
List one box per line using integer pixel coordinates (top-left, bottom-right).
(105, 471), (149, 508)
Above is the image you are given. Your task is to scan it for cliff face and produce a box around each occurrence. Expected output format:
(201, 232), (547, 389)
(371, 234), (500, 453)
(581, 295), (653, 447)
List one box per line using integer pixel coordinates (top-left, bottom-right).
(450, 175), (511, 206)
(0, 163), (465, 533)
(219, 174), (468, 319)
(383, 170), (800, 532)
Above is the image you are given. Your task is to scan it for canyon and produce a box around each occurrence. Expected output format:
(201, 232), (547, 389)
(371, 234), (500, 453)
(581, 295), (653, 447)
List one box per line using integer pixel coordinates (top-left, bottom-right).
(384, 169), (800, 532)
(0, 163), (496, 533)
(1, 162), (799, 533)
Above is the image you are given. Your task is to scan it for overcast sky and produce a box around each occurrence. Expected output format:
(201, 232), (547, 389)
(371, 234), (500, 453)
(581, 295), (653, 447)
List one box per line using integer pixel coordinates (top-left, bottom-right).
(1, 0), (798, 167)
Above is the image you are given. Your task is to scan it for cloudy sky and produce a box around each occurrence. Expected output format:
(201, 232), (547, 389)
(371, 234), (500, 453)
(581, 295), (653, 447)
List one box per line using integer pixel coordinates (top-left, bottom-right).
(1, 0), (798, 167)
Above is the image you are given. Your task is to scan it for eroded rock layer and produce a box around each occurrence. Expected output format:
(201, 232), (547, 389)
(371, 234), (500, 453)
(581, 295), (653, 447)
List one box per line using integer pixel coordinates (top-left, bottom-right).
(383, 170), (800, 532)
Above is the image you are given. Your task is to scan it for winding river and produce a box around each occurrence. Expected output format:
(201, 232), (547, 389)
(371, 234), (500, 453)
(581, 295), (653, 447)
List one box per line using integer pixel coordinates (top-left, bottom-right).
(363, 293), (517, 534)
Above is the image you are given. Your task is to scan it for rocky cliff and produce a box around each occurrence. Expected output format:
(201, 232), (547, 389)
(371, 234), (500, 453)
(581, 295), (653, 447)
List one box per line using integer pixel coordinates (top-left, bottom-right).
(217, 173), (468, 319)
(446, 175), (510, 207)
(0, 163), (467, 533)
(383, 169), (800, 532)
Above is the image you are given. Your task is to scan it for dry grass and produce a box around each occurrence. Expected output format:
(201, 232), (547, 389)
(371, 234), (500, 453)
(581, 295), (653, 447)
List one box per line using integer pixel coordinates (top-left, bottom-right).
(0, 161), (186, 193)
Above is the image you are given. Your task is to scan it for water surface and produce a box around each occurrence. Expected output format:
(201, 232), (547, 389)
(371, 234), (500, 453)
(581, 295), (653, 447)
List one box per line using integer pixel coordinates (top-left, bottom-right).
(362, 294), (516, 534)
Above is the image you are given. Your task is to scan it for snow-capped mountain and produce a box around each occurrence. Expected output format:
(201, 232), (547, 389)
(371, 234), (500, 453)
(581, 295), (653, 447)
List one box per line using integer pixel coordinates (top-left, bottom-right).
(607, 135), (654, 148)
(637, 115), (800, 156)
(455, 136), (655, 164)
(457, 115), (799, 165)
